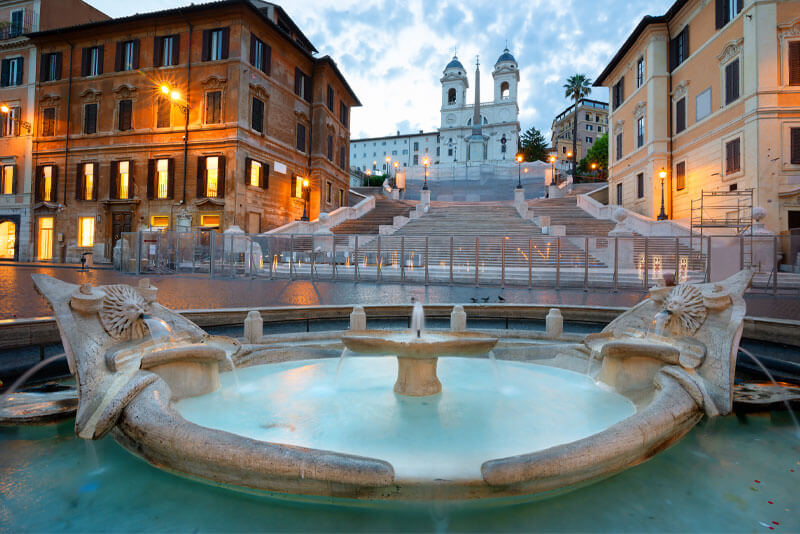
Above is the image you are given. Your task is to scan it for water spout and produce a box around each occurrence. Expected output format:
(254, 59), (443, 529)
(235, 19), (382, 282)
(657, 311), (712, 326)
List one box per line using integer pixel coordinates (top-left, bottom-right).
(739, 347), (800, 439)
(143, 316), (173, 343)
(411, 302), (425, 339)
(653, 310), (671, 337)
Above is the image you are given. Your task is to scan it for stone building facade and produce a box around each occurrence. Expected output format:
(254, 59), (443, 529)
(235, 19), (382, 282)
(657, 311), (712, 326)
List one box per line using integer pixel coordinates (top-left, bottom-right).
(28, 0), (358, 263)
(550, 99), (609, 175)
(0, 0), (107, 261)
(595, 0), (800, 236)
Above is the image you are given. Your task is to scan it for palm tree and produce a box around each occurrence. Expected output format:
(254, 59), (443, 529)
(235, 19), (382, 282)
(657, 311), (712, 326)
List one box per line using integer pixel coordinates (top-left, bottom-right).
(563, 74), (592, 182)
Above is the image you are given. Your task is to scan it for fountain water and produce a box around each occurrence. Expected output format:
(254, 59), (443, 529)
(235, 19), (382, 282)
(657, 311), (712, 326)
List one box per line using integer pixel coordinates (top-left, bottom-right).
(411, 301), (425, 338)
(739, 346), (800, 438)
(0, 353), (67, 400)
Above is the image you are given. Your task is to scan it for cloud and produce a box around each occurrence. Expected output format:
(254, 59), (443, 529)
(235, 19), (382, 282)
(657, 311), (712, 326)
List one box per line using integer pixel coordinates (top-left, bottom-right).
(87, 0), (675, 141)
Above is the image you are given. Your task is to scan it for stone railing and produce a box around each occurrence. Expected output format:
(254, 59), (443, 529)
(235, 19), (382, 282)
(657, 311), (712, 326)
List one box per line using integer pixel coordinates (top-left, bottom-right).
(264, 195), (376, 235)
(577, 185), (690, 237)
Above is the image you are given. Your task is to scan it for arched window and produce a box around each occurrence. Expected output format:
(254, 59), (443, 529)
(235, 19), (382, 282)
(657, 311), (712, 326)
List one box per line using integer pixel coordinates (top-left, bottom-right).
(447, 88), (456, 104)
(500, 81), (510, 99)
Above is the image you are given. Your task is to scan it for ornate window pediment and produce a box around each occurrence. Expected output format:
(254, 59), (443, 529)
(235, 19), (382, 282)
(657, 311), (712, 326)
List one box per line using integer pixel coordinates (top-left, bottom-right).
(80, 88), (101, 102)
(778, 17), (800, 46)
(672, 80), (690, 101)
(249, 82), (269, 100)
(717, 38), (744, 64)
(112, 84), (137, 100)
(633, 101), (647, 118)
(294, 109), (309, 124)
(201, 75), (227, 90)
(615, 119), (625, 130)
(40, 94), (60, 107)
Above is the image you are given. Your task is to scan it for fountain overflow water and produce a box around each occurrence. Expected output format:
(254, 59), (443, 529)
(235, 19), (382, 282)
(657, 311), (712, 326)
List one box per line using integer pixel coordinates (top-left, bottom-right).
(411, 302), (425, 338)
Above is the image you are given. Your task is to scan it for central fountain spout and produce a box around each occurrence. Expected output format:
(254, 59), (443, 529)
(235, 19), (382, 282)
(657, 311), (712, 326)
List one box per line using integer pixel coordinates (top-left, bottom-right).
(411, 302), (425, 338)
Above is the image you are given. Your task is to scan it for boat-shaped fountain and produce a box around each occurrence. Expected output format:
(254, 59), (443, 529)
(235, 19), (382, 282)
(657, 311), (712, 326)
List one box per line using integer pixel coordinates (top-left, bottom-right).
(30, 269), (752, 503)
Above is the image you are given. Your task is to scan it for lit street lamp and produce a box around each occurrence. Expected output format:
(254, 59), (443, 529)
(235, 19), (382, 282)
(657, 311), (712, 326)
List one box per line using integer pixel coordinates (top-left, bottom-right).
(393, 160), (399, 190)
(0, 104), (31, 133)
(160, 85), (190, 207)
(300, 178), (310, 221)
(515, 153), (523, 189)
(422, 156), (430, 190)
(549, 155), (557, 185)
(657, 169), (668, 220)
(590, 162), (597, 182)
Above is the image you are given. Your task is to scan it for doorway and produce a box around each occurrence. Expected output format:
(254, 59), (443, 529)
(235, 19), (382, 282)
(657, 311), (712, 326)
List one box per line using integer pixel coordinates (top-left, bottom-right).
(0, 220), (16, 259)
(112, 212), (132, 251)
(37, 217), (53, 260)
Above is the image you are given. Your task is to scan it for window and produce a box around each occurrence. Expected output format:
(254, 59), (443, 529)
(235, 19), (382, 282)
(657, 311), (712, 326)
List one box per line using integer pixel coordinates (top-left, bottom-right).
(116, 40), (139, 71)
(37, 165), (56, 202)
(716, 0), (742, 29)
(156, 97), (170, 128)
(327, 135), (333, 160)
(249, 35), (270, 74)
(585, 113), (591, 121)
(1, 165), (15, 194)
(294, 68), (311, 102)
(150, 216), (169, 228)
(448, 88), (456, 104)
(790, 42), (800, 86)
(413, 142), (419, 151)
(118, 100), (132, 131)
(637, 116), (644, 147)
(725, 59), (740, 105)
(670, 26), (689, 71)
(84, 103), (97, 134)
(2, 106), (19, 136)
(612, 77), (624, 109)
(675, 98), (686, 133)
(202, 28), (229, 61)
(676, 161), (686, 190)
(78, 217), (94, 247)
(695, 87), (712, 121)
(791, 128), (800, 164)
(42, 107), (55, 136)
(113, 161), (131, 200)
(40, 52), (61, 82)
(205, 91), (221, 124)
(81, 46), (103, 77)
(200, 214), (220, 228)
(154, 35), (179, 67)
(247, 158), (266, 189)
(339, 147), (345, 169)
(616, 183), (622, 205)
(37, 217), (53, 260)
(729, 183), (738, 192)
(1, 57), (23, 87)
(616, 132), (623, 160)
(77, 162), (96, 201)
(339, 102), (348, 126)
(725, 138), (741, 175)
(448, 148), (453, 156)
(147, 159), (173, 200)
(296, 123), (306, 152)
(413, 155), (418, 165)
(10, 9), (23, 37)
(586, 124), (593, 131)
(251, 97), (264, 133)
(636, 173), (644, 199)
(291, 175), (304, 198)
(338, 188), (344, 208)
(326, 181), (332, 203)
(327, 85), (334, 111)
(636, 57), (644, 87)
(197, 155), (225, 199)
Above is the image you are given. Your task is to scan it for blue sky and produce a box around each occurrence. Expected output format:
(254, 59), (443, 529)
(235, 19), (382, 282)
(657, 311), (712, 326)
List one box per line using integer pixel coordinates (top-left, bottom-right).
(87, 0), (675, 140)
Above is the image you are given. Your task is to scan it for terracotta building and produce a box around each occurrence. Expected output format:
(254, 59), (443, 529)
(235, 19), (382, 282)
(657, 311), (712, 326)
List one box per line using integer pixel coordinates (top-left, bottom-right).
(550, 98), (608, 176)
(0, 0), (107, 261)
(595, 0), (800, 236)
(27, 0), (359, 263)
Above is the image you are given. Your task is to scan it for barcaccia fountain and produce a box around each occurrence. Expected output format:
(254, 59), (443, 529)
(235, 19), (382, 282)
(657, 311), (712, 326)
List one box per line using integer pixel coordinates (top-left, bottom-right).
(29, 269), (753, 503)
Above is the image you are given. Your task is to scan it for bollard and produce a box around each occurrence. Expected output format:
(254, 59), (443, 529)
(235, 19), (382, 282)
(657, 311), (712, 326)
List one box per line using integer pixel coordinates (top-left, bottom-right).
(349, 305), (367, 331)
(545, 308), (563, 339)
(244, 310), (263, 344)
(450, 305), (467, 331)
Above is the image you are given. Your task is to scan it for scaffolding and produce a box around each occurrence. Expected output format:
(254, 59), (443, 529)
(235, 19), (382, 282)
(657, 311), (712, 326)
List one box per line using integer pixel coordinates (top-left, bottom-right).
(690, 189), (754, 268)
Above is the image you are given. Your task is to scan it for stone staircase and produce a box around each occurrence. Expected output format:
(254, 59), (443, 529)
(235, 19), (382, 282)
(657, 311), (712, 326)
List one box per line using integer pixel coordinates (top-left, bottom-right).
(331, 196), (416, 235)
(527, 196), (617, 236)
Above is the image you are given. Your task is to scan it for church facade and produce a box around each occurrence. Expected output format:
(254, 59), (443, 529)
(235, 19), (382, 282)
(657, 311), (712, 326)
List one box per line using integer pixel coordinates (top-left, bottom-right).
(350, 49), (520, 172)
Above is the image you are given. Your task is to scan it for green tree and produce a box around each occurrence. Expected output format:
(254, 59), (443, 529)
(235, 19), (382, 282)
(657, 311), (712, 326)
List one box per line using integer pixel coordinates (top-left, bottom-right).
(585, 132), (608, 170)
(519, 126), (549, 162)
(563, 74), (593, 179)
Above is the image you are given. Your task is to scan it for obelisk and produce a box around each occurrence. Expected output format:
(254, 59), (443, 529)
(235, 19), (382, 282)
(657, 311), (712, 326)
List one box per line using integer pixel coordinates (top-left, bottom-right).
(468, 56), (486, 162)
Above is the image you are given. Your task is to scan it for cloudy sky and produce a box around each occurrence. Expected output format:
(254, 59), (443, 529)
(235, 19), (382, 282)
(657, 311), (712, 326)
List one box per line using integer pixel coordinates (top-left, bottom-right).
(86, 0), (674, 140)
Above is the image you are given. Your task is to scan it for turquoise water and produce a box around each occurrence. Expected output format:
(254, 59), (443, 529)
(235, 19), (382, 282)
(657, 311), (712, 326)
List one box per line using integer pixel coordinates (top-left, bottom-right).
(177, 358), (635, 480)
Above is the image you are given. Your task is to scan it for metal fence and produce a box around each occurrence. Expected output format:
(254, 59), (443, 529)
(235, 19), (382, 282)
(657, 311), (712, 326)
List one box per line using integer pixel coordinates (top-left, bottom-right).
(118, 231), (799, 293)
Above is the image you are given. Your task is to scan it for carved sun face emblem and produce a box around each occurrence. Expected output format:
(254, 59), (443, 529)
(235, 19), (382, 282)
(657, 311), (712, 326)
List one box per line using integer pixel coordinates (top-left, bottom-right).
(662, 284), (707, 336)
(100, 285), (149, 340)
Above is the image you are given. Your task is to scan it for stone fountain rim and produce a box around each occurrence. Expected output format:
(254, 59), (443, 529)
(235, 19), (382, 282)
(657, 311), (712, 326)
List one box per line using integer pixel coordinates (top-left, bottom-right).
(341, 329), (499, 358)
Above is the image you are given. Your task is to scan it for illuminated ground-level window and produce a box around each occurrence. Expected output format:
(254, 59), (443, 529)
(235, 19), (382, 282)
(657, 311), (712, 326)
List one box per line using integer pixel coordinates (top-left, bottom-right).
(37, 217), (53, 260)
(118, 161), (130, 199)
(150, 215), (169, 228)
(78, 216), (94, 247)
(200, 214), (220, 228)
(1, 165), (13, 194)
(0, 220), (15, 259)
(206, 156), (219, 197)
(82, 163), (95, 200)
(250, 160), (261, 187)
(157, 159), (169, 199)
(41, 165), (54, 202)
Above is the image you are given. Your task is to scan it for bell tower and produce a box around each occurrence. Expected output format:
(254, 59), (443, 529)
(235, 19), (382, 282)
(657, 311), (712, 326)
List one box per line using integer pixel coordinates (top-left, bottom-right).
(441, 55), (468, 110)
(493, 48), (519, 103)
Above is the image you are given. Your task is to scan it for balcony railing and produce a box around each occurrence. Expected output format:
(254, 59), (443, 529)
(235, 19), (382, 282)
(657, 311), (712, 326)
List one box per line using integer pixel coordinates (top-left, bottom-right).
(0, 10), (37, 41)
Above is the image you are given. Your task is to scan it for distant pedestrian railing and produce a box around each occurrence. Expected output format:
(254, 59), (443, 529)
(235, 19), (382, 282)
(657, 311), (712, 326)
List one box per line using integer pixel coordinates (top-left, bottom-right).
(118, 231), (798, 293)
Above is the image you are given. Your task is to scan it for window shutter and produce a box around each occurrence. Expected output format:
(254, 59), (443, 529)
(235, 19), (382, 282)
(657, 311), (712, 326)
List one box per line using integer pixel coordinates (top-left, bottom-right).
(790, 42), (800, 86)
(304, 75), (312, 103)
(109, 161), (117, 199)
(294, 67), (301, 95)
(726, 59), (739, 104)
(147, 159), (155, 199)
(261, 162), (267, 189)
(201, 30), (210, 61)
(197, 156), (206, 198)
(85, 103), (97, 134)
(791, 128), (800, 164)
(10, 165), (16, 194)
(81, 47), (89, 76)
(54, 52), (62, 80)
(1, 59), (9, 87)
(682, 26), (689, 59)
(51, 165), (58, 203)
(132, 39), (140, 69)
(715, 0), (725, 29)
(40, 54), (47, 82)
(220, 27), (230, 59)
(153, 36), (162, 67)
(737, 0), (743, 12)
(245, 157), (252, 184)
(92, 162), (99, 200)
(265, 44), (271, 75)
(114, 41), (123, 71)
(34, 165), (40, 201)
(250, 35), (256, 66)
(167, 158), (174, 199)
(676, 98), (686, 133)
(733, 139), (740, 172)
(75, 163), (83, 200)
(171, 34), (180, 65)
(15, 57), (22, 85)
(217, 155), (226, 198)
(97, 46), (104, 75)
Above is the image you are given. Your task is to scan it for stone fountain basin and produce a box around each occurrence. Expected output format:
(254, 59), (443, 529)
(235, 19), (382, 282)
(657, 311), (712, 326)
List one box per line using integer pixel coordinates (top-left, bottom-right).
(341, 330), (498, 358)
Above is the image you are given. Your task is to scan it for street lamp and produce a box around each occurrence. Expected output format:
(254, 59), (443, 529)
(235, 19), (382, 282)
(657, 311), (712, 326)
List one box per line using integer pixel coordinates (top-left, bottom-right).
(0, 104), (31, 133)
(515, 153), (523, 189)
(590, 162), (598, 182)
(549, 155), (557, 185)
(657, 169), (668, 220)
(300, 178), (310, 221)
(160, 84), (190, 207)
(422, 156), (430, 190)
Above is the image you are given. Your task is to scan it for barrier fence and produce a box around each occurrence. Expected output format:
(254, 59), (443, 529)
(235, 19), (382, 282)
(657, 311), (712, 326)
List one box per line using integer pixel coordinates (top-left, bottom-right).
(118, 231), (798, 293)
